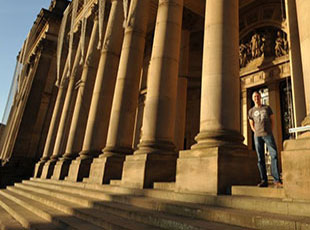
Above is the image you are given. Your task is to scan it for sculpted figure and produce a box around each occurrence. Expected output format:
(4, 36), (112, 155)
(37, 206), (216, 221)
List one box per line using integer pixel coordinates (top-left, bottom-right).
(275, 31), (288, 57)
(250, 33), (262, 58)
(239, 43), (248, 67)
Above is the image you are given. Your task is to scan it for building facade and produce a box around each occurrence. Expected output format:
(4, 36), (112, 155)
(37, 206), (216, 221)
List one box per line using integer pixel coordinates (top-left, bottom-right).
(1, 0), (310, 200)
(0, 0), (69, 186)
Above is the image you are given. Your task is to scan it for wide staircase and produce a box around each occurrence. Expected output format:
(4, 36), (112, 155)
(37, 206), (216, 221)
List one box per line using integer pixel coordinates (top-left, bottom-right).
(0, 179), (310, 230)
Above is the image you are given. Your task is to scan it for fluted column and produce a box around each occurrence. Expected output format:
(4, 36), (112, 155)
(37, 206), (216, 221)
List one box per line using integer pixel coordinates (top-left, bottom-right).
(174, 30), (190, 151)
(33, 59), (69, 178)
(40, 41), (82, 179)
(121, 0), (183, 188)
(175, 0), (259, 194)
(52, 19), (100, 180)
(85, 0), (150, 184)
(295, 0), (310, 125)
(66, 0), (124, 182)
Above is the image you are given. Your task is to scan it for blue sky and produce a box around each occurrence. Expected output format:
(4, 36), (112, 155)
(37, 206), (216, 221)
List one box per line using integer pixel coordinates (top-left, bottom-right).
(0, 0), (52, 122)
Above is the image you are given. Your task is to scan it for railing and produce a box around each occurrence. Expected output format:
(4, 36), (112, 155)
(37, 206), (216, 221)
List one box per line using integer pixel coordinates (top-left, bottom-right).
(289, 126), (310, 135)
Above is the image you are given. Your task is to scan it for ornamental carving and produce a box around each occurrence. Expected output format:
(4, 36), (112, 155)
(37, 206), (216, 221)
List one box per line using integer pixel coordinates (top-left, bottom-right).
(275, 31), (288, 57)
(239, 28), (288, 68)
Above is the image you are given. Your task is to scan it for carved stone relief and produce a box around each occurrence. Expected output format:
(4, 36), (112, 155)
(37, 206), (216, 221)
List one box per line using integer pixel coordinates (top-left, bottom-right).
(239, 28), (288, 68)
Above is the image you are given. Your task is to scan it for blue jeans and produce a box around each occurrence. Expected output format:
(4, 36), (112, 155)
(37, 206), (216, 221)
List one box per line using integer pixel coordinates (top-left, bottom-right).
(254, 134), (281, 182)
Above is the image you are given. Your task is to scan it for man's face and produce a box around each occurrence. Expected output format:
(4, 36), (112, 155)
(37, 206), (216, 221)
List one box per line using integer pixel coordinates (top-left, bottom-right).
(252, 92), (261, 105)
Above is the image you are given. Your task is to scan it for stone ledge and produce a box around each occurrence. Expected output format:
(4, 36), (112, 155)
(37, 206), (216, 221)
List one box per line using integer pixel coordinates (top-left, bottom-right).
(232, 185), (285, 199)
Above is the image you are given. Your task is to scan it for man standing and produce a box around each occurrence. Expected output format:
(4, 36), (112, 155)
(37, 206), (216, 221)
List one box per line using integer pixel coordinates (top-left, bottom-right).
(248, 91), (282, 187)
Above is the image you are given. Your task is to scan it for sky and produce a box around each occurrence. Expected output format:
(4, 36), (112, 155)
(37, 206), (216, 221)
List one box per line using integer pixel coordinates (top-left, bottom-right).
(0, 0), (52, 123)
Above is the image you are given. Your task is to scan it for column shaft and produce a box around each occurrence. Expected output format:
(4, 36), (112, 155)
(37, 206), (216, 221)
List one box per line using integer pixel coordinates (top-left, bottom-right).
(64, 19), (99, 159)
(40, 41), (82, 179)
(175, 0), (259, 194)
(85, 0), (149, 184)
(281, 0), (310, 201)
(66, 0), (124, 182)
(51, 43), (82, 160)
(102, 0), (150, 156)
(199, 0), (240, 137)
(52, 19), (100, 180)
(285, 0), (306, 127)
(295, 0), (310, 122)
(121, 0), (183, 188)
(33, 58), (69, 178)
(81, 0), (124, 156)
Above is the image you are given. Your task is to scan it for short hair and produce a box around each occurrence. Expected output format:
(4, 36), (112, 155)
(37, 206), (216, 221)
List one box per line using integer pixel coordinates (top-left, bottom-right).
(252, 91), (261, 100)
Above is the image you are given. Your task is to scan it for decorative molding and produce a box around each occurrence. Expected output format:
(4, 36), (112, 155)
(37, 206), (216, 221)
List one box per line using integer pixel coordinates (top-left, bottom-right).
(240, 57), (290, 89)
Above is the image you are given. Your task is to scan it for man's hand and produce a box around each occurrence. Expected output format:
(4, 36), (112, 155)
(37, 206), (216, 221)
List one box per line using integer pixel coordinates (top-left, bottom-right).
(249, 119), (255, 133)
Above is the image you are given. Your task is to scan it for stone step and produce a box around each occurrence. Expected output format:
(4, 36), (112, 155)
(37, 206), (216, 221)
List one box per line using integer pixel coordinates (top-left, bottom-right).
(153, 182), (175, 191)
(27, 178), (310, 218)
(15, 182), (240, 230)
(82, 178), (91, 183)
(21, 181), (119, 204)
(9, 185), (162, 230)
(3, 188), (104, 230)
(231, 185), (285, 199)
(0, 190), (64, 230)
(110, 180), (121, 186)
(19, 180), (310, 230)
(30, 178), (139, 195)
(0, 204), (25, 230)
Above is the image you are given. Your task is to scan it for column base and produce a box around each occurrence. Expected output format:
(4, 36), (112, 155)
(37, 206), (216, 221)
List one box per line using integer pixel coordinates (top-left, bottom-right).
(134, 140), (176, 155)
(66, 157), (93, 182)
(192, 129), (245, 149)
(33, 161), (46, 178)
(282, 137), (310, 200)
(51, 159), (72, 180)
(87, 155), (125, 184)
(40, 160), (57, 179)
(121, 153), (177, 189)
(175, 146), (259, 194)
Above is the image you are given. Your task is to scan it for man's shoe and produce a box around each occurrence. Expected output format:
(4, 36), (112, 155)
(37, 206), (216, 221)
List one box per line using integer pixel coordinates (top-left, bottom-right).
(257, 181), (268, 187)
(273, 181), (283, 188)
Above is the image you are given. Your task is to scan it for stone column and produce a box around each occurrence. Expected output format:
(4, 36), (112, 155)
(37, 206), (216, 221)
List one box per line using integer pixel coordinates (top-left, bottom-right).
(52, 19), (100, 180)
(285, 0), (306, 128)
(41, 41), (82, 179)
(174, 30), (190, 151)
(282, 0), (310, 201)
(84, 0), (150, 185)
(295, 0), (310, 119)
(175, 0), (258, 194)
(66, 0), (124, 182)
(33, 59), (69, 178)
(121, 0), (183, 188)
